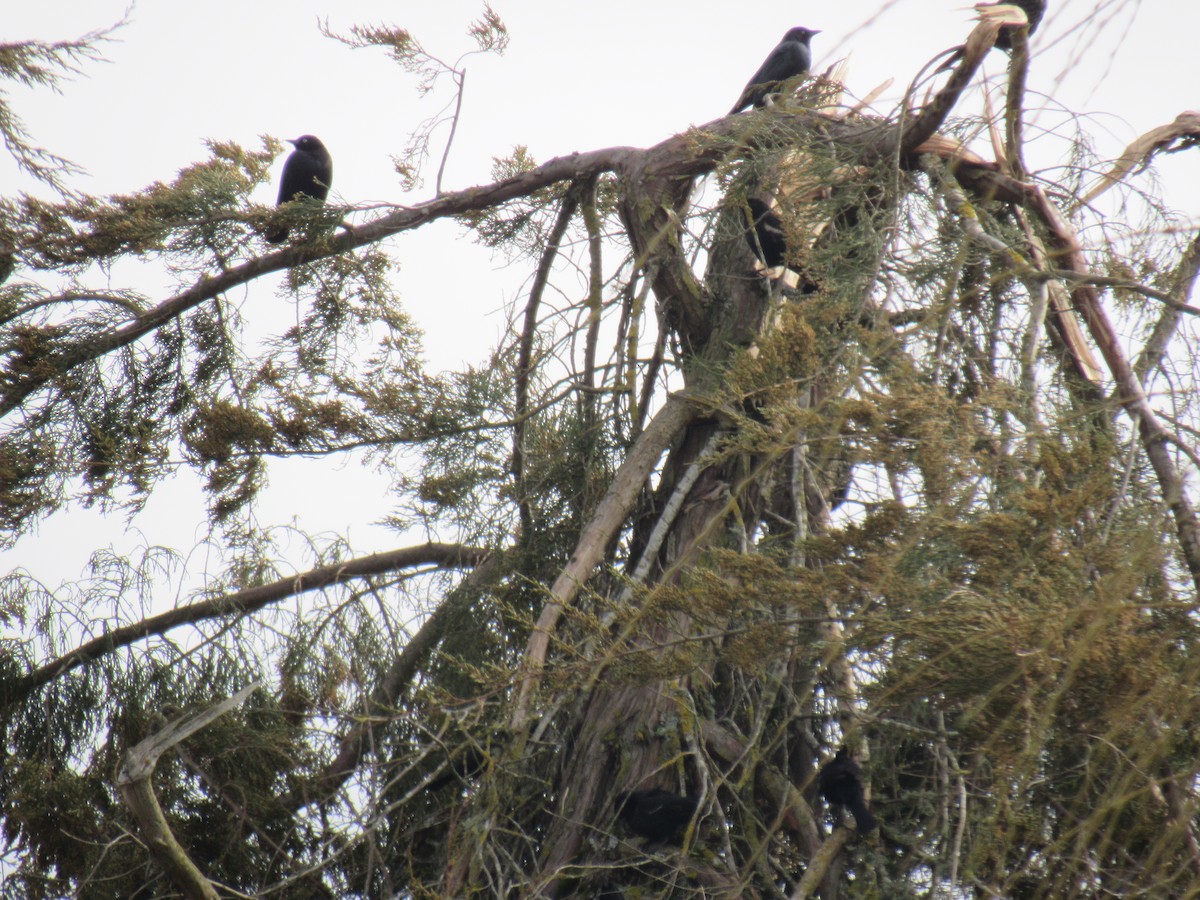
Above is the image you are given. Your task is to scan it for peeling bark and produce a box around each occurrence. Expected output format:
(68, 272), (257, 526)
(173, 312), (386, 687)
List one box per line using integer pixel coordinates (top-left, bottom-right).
(117, 683), (259, 899)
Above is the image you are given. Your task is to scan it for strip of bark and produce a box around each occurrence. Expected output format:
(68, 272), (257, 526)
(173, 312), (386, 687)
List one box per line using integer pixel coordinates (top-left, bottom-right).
(116, 682), (259, 900)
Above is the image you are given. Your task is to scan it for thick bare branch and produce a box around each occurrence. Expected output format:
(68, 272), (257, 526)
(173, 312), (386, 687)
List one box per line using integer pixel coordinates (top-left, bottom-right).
(512, 390), (705, 730)
(899, 15), (1005, 157)
(790, 827), (854, 899)
(10, 542), (489, 704)
(1002, 11), (1033, 178)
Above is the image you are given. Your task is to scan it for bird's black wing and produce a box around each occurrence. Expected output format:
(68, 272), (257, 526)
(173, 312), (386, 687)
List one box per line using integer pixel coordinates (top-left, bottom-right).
(277, 152), (332, 206)
(744, 198), (788, 268)
(843, 791), (878, 833)
(730, 41), (811, 114)
(268, 147), (333, 243)
(824, 770), (877, 832)
(819, 750), (878, 833)
(616, 789), (700, 844)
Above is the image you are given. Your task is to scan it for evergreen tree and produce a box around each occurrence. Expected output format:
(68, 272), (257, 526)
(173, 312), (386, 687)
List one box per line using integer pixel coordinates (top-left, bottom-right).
(4, 5), (1200, 897)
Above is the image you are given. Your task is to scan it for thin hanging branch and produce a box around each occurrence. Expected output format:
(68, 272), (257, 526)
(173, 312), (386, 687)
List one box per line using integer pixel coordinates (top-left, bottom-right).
(511, 184), (583, 537)
(435, 67), (466, 195)
(580, 175), (604, 435)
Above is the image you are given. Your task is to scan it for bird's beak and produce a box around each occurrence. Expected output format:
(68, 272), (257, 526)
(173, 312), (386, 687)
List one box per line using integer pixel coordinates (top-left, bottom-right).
(286, 138), (298, 147)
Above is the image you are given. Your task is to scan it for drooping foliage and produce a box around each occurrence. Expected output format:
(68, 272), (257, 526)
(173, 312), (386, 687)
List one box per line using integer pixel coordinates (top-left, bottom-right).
(3, 5), (1200, 898)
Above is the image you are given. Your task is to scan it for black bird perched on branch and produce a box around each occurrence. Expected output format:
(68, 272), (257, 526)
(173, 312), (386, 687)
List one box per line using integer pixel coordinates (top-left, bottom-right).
(615, 789), (700, 845)
(818, 747), (877, 833)
(426, 745), (487, 793)
(743, 197), (788, 269)
(729, 27), (820, 115)
(938, 0), (1046, 72)
(993, 0), (1046, 50)
(265, 134), (333, 244)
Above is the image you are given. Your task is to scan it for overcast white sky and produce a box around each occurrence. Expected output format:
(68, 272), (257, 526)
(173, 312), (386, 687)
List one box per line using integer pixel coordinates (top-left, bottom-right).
(3, 0), (1196, 586)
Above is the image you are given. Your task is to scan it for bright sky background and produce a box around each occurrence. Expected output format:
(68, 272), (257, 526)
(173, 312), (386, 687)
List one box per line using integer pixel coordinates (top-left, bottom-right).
(3, 0), (1197, 589)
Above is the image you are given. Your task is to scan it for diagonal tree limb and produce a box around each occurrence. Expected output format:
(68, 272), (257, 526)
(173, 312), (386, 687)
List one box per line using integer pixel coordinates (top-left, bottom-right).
(1028, 186), (1200, 595)
(295, 550), (505, 807)
(790, 827), (854, 900)
(511, 389), (705, 731)
(1135, 231), (1200, 382)
(899, 14), (1005, 157)
(9, 541), (489, 706)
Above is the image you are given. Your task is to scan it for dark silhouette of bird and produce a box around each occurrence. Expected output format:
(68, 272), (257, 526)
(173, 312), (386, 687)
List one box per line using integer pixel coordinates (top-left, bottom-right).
(938, 1), (1046, 72)
(743, 198), (788, 269)
(818, 747), (877, 833)
(426, 745), (487, 793)
(729, 27), (820, 115)
(993, 0), (1046, 51)
(265, 134), (333, 244)
(615, 789), (700, 845)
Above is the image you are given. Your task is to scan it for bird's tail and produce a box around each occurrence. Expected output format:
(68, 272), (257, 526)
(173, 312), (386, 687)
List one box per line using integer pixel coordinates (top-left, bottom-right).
(845, 795), (878, 833)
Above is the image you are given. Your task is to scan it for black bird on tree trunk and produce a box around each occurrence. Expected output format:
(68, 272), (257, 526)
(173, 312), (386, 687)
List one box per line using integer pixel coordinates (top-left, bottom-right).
(615, 789), (701, 845)
(818, 747), (878, 833)
(265, 134), (333, 244)
(743, 197), (788, 270)
(729, 26), (820, 115)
